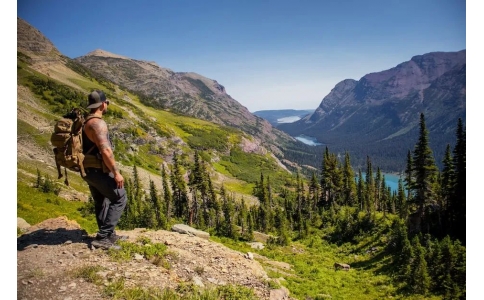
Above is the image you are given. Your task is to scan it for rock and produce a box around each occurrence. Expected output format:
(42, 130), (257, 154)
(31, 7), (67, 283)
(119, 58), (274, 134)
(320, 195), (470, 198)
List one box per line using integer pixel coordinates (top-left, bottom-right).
(247, 242), (264, 250)
(171, 224), (210, 240)
(246, 252), (254, 260)
(17, 217), (31, 231)
(270, 286), (290, 300)
(192, 276), (204, 287)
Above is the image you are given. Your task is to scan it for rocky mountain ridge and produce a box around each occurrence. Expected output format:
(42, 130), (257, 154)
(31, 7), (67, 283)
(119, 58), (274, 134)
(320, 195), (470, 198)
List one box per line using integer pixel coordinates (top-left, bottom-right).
(73, 49), (295, 158)
(278, 50), (466, 171)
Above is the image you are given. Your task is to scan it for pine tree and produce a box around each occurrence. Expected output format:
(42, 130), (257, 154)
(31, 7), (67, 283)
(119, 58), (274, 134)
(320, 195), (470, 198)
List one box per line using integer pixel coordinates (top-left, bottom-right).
(450, 118), (466, 244)
(149, 178), (166, 229)
(342, 151), (356, 206)
(171, 152), (189, 223)
(404, 150), (414, 201)
(320, 147), (343, 206)
(220, 186), (238, 239)
(238, 198), (248, 238)
(409, 235), (431, 295)
(375, 167), (383, 211)
(356, 169), (365, 212)
(411, 113), (438, 234)
(309, 172), (320, 223)
(161, 164), (173, 223)
(441, 144), (454, 233)
(397, 179), (407, 219)
(365, 156), (375, 215)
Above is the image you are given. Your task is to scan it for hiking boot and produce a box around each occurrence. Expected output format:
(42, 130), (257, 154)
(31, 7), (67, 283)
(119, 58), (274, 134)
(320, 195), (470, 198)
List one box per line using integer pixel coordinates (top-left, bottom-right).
(91, 237), (121, 250)
(109, 233), (128, 243)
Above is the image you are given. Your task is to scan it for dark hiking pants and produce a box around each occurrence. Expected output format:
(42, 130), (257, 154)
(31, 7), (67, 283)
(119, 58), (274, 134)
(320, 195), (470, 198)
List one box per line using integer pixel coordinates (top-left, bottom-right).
(82, 168), (127, 238)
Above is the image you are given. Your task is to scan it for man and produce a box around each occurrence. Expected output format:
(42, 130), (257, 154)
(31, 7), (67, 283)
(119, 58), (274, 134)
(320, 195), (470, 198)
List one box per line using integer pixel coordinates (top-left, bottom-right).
(82, 90), (127, 250)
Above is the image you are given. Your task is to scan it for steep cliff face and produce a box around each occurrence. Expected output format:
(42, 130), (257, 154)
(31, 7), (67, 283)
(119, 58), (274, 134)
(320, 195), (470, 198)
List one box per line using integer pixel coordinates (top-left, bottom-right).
(279, 50), (466, 171)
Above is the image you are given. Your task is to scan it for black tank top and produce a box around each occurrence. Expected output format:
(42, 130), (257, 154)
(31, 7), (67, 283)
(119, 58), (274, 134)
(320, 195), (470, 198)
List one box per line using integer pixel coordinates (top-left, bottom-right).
(82, 116), (113, 155)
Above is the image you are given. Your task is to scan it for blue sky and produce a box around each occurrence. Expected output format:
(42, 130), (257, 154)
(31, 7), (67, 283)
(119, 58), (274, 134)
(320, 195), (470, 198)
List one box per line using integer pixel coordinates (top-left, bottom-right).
(16, 0), (466, 112)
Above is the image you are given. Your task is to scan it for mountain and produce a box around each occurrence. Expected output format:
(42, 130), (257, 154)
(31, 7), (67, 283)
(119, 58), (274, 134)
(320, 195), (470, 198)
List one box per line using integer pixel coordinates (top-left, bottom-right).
(278, 50), (466, 172)
(252, 109), (314, 127)
(72, 50), (297, 158)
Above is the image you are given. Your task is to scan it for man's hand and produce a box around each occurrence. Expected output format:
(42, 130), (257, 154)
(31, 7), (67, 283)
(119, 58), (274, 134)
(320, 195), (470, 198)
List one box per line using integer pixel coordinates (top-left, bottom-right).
(114, 172), (124, 189)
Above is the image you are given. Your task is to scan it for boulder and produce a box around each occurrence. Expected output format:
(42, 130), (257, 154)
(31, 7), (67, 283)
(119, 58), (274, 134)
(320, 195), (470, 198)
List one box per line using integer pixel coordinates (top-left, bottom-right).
(17, 217), (31, 232)
(171, 224), (210, 240)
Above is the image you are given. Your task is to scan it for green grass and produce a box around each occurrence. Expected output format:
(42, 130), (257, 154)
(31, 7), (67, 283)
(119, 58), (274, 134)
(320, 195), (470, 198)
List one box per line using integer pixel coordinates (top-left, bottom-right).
(108, 236), (168, 262)
(71, 265), (105, 285)
(212, 224), (443, 300)
(17, 119), (52, 151)
(17, 176), (98, 234)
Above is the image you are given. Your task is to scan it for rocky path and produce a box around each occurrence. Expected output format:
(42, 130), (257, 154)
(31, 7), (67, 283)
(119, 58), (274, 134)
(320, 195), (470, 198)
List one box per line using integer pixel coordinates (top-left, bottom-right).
(17, 217), (293, 300)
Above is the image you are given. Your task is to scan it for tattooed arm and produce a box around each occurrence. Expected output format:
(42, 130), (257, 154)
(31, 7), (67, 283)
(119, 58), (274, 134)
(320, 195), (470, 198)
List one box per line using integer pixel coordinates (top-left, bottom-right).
(85, 118), (124, 188)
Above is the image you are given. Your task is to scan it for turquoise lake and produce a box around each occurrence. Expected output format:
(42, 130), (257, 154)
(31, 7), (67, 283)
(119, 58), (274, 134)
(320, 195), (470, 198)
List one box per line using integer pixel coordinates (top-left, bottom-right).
(357, 172), (402, 193)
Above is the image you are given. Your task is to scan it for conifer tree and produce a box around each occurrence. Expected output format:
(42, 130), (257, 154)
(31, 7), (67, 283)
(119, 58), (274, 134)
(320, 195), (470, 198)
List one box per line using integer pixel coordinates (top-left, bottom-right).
(274, 206), (290, 245)
(246, 210), (255, 241)
(451, 118), (466, 244)
(220, 185), (238, 239)
(404, 150), (414, 201)
(309, 172), (320, 223)
(238, 198), (248, 238)
(411, 113), (438, 234)
(149, 178), (166, 229)
(409, 235), (431, 295)
(132, 165), (143, 218)
(161, 164), (173, 223)
(342, 151), (356, 206)
(321, 147), (343, 206)
(397, 179), (407, 219)
(119, 176), (137, 229)
(441, 144), (454, 230)
(255, 173), (269, 232)
(171, 152), (189, 223)
(356, 169), (365, 212)
(365, 156), (375, 214)
(375, 167), (383, 210)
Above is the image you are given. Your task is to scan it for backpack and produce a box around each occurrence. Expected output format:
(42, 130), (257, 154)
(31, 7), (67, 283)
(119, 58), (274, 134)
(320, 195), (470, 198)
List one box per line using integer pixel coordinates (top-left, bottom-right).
(50, 108), (89, 185)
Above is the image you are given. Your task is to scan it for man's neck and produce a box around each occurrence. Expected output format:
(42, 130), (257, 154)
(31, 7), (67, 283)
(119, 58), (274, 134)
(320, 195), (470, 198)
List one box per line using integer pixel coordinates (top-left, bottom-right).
(90, 110), (104, 118)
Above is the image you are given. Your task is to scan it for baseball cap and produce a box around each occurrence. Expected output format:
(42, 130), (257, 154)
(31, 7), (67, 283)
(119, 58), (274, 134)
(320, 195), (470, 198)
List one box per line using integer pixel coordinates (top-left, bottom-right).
(87, 90), (108, 109)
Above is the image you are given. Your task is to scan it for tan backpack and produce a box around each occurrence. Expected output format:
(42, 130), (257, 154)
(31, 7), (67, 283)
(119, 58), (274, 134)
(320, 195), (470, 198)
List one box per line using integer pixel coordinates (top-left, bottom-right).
(50, 108), (89, 185)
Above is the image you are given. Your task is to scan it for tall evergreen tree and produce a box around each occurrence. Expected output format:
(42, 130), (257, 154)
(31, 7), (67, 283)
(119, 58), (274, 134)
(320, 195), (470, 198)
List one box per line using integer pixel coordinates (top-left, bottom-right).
(149, 178), (166, 229)
(404, 150), (414, 201)
(171, 152), (189, 223)
(365, 156), (375, 214)
(397, 179), (407, 219)
(356, 169), (365, 212)
(342, 151), (356, 206)
(161, 164), (173, 223)
(220, 185), (238, 239)
(309, 172), (320, 223)
(409, 235), (431, 295)
(441, 145), (454, 221)
(450, 118), (466, 244)
(411, 113), (438, 234)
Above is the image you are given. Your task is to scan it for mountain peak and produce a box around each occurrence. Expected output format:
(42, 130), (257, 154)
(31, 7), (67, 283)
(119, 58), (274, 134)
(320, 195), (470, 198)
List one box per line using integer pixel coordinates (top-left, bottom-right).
(85, 49), (130, 59)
